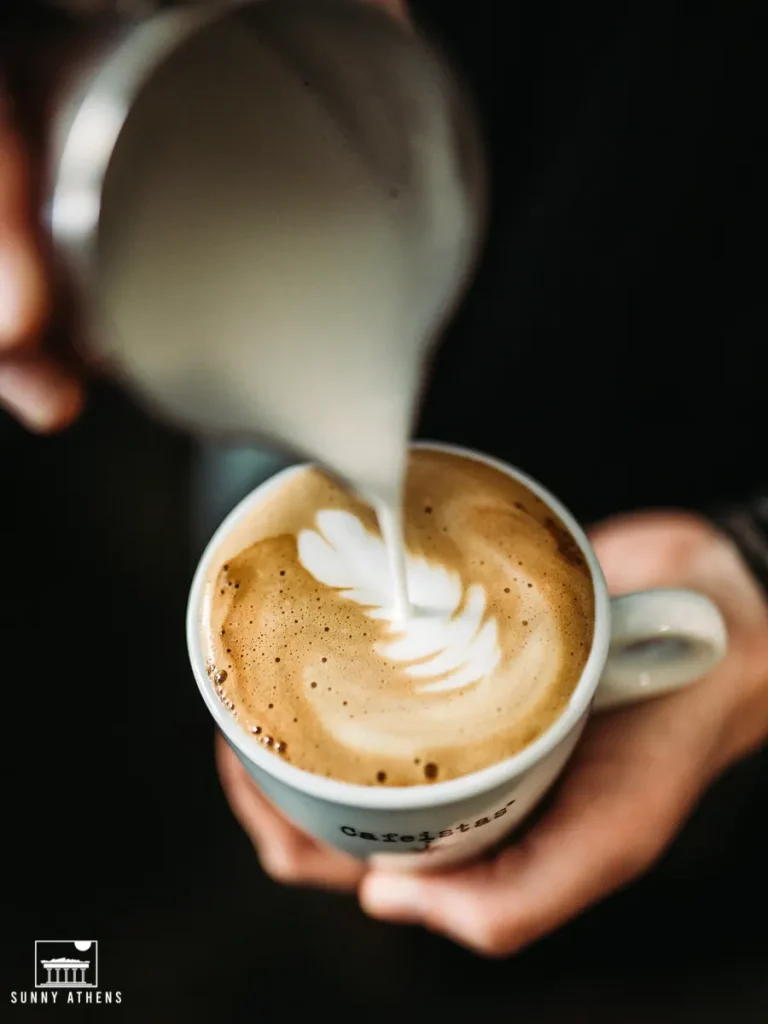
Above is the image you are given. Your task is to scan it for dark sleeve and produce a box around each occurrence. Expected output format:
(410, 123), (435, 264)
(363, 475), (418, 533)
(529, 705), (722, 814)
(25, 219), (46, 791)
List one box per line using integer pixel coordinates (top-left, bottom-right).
(709, 498), (768, 598)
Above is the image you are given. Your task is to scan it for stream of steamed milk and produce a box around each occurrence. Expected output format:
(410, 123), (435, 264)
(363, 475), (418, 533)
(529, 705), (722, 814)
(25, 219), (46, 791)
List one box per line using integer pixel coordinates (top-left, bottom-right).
(373, 495), (411, 621)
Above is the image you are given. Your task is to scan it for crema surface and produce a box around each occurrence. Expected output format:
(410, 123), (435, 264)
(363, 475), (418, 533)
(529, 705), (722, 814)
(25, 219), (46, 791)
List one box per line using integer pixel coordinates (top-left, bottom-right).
(203, 450), (594, 785)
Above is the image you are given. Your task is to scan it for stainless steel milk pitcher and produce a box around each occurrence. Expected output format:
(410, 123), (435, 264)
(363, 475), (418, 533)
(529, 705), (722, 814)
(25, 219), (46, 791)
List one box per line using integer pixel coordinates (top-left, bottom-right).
(5, 0), (487, 451)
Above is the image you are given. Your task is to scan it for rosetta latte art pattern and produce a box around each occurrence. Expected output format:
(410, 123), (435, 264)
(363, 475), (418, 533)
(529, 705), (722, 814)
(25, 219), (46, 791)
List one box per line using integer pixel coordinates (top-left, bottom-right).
(205, 449), (594, 785)
(299, 509), (504, 693)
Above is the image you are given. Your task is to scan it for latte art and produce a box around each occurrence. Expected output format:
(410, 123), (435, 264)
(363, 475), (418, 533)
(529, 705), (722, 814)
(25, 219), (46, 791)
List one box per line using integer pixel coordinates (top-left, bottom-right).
(204, 450), (594, 786)
(297, 509), (501, 693)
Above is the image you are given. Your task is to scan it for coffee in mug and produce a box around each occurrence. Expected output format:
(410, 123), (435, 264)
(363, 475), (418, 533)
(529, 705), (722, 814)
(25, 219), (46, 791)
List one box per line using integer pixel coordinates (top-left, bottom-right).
(203, 448), (594, 785)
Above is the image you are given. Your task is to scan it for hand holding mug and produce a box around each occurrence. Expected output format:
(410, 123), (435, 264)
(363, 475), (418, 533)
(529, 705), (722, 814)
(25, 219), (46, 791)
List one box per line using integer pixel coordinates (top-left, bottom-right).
(214, 501), (768, 956)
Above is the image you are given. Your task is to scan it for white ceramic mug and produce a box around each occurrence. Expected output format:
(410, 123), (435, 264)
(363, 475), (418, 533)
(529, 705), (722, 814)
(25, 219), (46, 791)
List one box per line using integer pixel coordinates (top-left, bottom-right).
(187, 443), (727, 872)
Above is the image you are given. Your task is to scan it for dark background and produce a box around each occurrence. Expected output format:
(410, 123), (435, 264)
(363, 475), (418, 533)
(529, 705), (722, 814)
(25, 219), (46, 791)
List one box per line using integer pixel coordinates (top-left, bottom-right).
(3, 1), (768, 1020)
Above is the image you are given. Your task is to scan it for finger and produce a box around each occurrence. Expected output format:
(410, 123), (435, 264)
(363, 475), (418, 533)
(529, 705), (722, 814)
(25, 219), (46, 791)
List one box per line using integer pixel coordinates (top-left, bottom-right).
(0, 100), (48, 349)
(588, 512), (714, 595)
(361, 705), (713, 957)
(0, 354), (84, 432)
(215, 733), (365, 891)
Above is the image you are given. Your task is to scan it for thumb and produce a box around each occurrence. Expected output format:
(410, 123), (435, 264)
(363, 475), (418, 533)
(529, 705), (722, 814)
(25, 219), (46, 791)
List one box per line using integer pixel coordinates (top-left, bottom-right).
(0, 93), (48, 348)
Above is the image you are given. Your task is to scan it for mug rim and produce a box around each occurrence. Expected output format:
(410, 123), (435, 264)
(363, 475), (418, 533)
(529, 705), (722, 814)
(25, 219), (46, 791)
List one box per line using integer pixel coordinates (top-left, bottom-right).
(186, 441), (611, 810)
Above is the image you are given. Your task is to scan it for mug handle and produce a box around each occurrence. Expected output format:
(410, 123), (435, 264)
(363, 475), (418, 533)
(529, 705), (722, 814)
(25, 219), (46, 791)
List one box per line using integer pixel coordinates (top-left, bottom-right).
(592, 588), (728, 711)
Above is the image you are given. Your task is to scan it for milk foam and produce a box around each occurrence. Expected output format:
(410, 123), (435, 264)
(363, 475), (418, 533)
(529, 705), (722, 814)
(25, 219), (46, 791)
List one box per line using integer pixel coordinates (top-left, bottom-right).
(295, 506), (569, 760)
(298, 509), (503, 692)
(204, 450), (594, 786)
